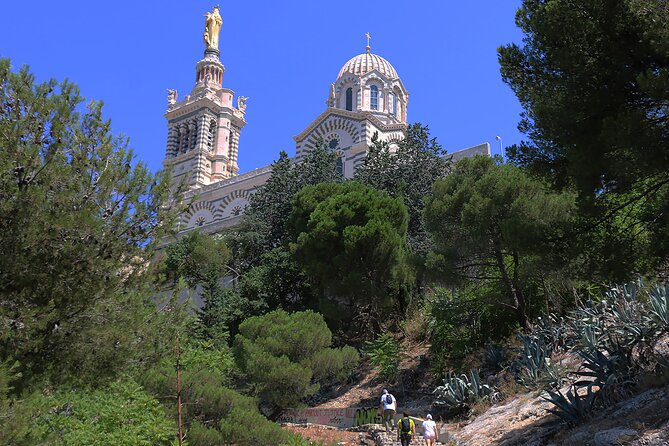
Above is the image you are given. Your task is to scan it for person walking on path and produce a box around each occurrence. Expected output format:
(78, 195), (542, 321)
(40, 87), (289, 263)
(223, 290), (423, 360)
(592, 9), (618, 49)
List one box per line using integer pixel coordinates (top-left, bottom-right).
(379, 389), (396, 432)
(422, 414), (437, 446)
(397, 411), (416, 446)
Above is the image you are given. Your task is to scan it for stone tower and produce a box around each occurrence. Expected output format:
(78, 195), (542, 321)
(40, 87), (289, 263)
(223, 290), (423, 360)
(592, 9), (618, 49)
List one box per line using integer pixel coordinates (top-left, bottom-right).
(163, 8), (246, 190)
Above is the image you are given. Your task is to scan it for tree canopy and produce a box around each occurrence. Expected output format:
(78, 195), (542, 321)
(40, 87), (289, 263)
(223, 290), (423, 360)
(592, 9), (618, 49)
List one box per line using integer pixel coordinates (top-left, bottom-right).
(499, 0), (669, 197)
(0, 59), (176, 385)
(355, 123), (450, 255)
(424, 156), (576, 328)
(244, 143), (343, 254)
(289, 181), (413, 326)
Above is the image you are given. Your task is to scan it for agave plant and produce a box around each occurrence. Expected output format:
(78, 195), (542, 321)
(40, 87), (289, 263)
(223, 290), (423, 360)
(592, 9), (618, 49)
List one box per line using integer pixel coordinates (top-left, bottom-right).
(648, 282), (669, 330)
(483, 344), (507, 372)
(579, 323), (600, 351)
(433, 369), (498, 407)
(542, 383), (597, 424)
(534, 314), (571, 351)
(511, 334), (553, 388)
(538, 358), (565, 389)
(575, 341), (638, 404)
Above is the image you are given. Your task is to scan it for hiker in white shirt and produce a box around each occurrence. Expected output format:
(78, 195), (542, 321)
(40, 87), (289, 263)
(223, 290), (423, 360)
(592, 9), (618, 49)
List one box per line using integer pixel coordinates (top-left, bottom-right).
(422, 413), (437, 446)
(378, 389), (397, 432)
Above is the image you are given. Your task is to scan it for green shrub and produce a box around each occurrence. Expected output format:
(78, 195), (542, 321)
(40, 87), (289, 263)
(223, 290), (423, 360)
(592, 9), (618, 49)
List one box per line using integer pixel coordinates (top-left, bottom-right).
(234, 309), (359, 414)
(5, 379), (176, 446)
(187, 422), (222, 446)
(236, 309), (332, 362)
(307, 346), (360, 384)
(218, 407), (295, 446)
(188, 407), (298, 446)
(364, 332), (401, 381)
(428, 285), (518, 366)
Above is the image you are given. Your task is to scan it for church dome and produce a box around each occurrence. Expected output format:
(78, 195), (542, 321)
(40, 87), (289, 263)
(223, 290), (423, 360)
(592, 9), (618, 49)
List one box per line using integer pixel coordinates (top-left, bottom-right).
(337, 50), (399, 80)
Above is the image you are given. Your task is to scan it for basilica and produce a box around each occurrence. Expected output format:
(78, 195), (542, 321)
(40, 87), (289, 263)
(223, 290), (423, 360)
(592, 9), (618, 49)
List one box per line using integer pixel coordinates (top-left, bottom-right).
(163, 7), (489, 237)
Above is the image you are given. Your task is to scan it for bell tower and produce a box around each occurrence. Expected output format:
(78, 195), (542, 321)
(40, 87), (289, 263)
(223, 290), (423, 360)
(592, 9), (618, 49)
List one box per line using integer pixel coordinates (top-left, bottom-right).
(163, 6), (247, 190)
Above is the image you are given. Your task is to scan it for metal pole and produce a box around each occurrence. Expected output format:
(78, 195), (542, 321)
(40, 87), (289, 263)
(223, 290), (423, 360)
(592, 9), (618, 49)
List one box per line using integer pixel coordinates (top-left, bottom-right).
(495, 136), (504, 161)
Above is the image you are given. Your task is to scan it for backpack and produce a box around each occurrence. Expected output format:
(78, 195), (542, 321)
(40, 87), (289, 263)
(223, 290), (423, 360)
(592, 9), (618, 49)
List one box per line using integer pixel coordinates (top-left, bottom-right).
(401, 417), (411, 434)
(384, 393), (393, 405)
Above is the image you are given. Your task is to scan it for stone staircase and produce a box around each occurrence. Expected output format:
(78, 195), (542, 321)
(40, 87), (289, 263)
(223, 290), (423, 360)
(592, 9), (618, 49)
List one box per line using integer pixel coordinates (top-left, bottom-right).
(371, 426), (447, 446)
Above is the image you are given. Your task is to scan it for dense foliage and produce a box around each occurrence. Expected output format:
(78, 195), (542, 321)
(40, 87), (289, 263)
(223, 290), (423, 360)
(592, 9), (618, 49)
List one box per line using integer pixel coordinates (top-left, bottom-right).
(424, 155), (576, 328)
(233, 310), (358, 416)
(0, 59), (178, 387)
(499, 0), (669, 196)
(498, 0), (669, 277)
(355, 123), (450, 255)
(244, 144), (343, 255)
(3, 0), (669, 439)
(289, 181), (413, 328)
(1, 379), (177, 446)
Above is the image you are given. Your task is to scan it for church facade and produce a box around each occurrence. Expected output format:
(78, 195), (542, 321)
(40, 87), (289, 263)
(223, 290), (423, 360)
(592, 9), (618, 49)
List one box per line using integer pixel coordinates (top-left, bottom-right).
(162, 8), (490, 237)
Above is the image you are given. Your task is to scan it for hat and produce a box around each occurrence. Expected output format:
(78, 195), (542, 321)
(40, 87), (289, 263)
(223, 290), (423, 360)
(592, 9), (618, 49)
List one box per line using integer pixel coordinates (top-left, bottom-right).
(382, 389), (388, 394)
(426, 414), (432, 419)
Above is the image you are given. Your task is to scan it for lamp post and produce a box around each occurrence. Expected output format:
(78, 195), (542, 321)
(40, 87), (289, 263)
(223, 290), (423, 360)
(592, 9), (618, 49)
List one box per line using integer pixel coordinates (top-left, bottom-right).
(495, 135), (504, 161)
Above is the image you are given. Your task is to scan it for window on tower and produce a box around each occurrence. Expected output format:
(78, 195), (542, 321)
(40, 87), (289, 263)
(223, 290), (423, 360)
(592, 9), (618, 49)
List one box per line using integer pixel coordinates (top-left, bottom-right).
(370, 85), (378, 110)
(182, 126), (190, 153)
(345, 88), (353, 111)
(207, 119), (217, 151)
(392, 93), (397, 117)
(190, 122), (198, 150)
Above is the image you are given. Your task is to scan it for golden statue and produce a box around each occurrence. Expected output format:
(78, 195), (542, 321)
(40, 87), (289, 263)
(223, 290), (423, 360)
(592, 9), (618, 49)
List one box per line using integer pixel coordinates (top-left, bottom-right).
(203, 7), (223, 50)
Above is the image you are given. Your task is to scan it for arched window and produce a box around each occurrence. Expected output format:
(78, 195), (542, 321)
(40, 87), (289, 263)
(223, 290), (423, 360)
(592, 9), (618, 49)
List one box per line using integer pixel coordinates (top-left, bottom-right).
(190, 121), (198, 151)
(392, 94), (398, 117)
(181, 125), (189, 153)
(345, 88), (353, 111)
(370, 85), (378, 110)
(207, 119), (217, 151)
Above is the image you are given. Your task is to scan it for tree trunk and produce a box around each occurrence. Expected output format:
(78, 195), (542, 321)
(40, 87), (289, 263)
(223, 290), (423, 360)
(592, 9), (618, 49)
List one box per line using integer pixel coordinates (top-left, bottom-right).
(493, 244), (529, 329)
(511, 250), (528, 330)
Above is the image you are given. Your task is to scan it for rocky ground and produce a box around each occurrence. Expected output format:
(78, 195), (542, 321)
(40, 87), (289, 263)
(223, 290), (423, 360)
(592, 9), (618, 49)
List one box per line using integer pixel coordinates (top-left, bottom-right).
(442, 385), (669, 446)
(286, 337), (669, 445)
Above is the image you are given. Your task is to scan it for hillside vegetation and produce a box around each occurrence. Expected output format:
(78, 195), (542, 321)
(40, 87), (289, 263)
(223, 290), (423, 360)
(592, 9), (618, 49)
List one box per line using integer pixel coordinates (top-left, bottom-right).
(0, 0), (668, 444)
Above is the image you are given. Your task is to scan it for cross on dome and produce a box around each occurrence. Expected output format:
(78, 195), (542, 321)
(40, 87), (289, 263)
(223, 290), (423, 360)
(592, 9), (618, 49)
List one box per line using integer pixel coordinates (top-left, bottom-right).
(365, 32), (371, 53)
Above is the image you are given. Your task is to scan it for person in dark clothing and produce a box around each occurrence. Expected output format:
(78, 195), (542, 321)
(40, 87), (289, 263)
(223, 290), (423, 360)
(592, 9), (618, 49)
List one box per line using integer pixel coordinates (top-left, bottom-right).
(397, 411), (416, 446)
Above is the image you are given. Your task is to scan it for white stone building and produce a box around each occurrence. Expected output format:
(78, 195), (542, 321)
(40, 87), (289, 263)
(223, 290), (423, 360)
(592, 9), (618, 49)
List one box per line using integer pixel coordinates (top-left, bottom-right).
(163, 12), (489, 236)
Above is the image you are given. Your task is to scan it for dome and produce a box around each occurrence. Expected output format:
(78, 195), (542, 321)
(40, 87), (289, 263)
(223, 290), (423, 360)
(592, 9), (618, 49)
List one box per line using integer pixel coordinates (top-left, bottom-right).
(337, 50), (399, 80)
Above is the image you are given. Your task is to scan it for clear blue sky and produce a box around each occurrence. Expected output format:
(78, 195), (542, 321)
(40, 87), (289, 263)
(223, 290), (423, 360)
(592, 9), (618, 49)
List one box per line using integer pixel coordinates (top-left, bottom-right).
(0, 1), (526, 174)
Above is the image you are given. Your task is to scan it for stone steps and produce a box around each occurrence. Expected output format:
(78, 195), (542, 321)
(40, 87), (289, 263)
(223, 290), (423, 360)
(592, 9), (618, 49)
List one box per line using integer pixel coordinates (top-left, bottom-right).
(375, 430), (445, 446)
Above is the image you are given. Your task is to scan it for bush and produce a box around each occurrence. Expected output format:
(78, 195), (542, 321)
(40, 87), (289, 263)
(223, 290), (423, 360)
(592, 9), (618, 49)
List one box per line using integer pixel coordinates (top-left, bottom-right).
(307, 346), (360, 384)
(188, 414), (297, 446)
(364, 332), (401, 381)
(428, 285), (518, 367)
(233, 310), (359, 415)
(3, 379), (176, 446)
